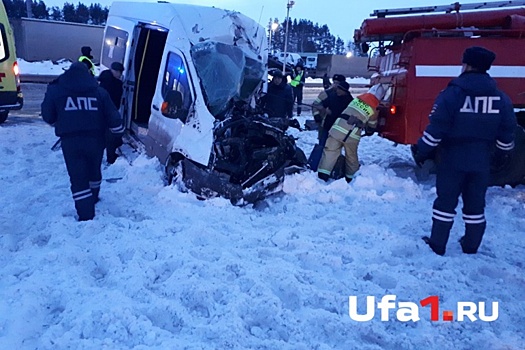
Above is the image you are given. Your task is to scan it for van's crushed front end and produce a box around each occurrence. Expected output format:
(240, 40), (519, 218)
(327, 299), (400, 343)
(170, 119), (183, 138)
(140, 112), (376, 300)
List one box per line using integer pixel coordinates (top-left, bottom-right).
(170, 41), (306, 204)
(180, 104), (306, 204)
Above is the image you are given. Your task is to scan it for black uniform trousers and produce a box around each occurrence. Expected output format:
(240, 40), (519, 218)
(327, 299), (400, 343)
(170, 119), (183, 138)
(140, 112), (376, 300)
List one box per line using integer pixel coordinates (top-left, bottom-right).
(429, 165), (489, 255)
(61, 135), (105, 221)
(292, 86), (303, 116)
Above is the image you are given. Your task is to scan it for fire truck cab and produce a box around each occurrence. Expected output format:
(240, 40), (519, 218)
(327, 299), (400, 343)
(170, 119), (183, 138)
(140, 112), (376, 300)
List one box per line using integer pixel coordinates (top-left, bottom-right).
(354, 1), (525, 186)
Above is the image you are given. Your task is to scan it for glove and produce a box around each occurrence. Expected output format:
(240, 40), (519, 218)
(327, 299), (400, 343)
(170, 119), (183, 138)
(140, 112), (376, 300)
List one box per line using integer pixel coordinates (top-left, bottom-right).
(364, 126), (376, 136)
(490, 149), (510, 172)
(288, 118), (302, 131)
(314, 114), (322, 124)
(411, 144), (429, 167)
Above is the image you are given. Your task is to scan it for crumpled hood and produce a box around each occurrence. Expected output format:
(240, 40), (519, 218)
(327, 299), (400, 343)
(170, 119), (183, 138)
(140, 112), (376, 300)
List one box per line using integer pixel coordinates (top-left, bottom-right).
(57, 62), (99, 92)
(448, 71), (498, 95)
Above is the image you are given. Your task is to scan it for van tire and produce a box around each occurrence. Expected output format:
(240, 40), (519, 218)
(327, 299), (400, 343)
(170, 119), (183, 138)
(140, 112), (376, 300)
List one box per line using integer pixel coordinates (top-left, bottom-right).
(0, 111), (8, 124)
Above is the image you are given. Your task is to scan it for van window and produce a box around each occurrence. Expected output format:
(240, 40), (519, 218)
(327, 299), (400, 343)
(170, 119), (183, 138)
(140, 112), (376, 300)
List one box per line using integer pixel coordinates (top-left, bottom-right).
(162, 52), (192, 122)
(101, 26), (128, 69)
(191, 41), (264, 117)
(0, 23), (9, 62)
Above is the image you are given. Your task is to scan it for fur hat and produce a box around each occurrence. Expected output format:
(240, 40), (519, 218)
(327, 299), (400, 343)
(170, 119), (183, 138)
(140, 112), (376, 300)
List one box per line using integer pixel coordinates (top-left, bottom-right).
(462, 46), (496, 72)
(272, 69), (284, 78)
(111, 62), (125, 72)
(69, 62), (89, 72)
(332, 74), (346, 83)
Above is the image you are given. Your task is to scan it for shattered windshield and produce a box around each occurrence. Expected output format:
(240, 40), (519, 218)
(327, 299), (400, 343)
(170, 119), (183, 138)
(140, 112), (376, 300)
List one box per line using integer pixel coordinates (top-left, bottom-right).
(191, 41), (264, 117)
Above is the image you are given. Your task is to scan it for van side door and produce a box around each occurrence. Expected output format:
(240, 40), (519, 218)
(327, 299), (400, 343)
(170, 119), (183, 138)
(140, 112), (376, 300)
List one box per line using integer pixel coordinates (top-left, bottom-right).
(147, 47), (195, 163)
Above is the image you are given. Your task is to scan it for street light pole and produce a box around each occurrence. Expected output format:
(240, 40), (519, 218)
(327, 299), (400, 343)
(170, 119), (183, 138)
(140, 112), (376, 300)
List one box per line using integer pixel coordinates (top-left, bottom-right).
(282, 0), (294, 73)
(270, 21), (279, 56)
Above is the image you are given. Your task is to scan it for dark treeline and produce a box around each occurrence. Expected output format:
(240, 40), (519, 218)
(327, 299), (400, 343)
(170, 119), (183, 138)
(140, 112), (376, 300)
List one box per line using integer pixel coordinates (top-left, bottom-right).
(3, 1), (350, 53)
(269, 18), (347, 55)
(3, 0), (109, 25)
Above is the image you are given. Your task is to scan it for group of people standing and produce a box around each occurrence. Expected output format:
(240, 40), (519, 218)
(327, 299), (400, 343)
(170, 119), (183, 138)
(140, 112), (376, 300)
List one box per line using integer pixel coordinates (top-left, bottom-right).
(260, 47), (517, 257)
(40, 46), (517, 259)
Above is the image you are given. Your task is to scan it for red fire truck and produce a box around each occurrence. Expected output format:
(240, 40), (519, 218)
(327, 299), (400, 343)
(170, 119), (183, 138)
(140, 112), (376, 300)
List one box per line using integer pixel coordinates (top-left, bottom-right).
(354, 1), (525, 186)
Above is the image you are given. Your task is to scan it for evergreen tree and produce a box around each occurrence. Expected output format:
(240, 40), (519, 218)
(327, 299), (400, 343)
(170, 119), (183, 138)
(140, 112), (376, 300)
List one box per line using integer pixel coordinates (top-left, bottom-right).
(62, 2), (76, 22)
(50, 6), (62, 20)
(31, 0), (48, 19)
(334, 37), (345, 55)
(76, 2), (89, 23)
(89, 3), (104, 25)
(4, 0), (28, 18)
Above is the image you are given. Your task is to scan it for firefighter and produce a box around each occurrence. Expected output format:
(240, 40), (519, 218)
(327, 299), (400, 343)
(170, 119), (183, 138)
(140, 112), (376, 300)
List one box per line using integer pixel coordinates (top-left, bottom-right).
(317, 84), (386, 182)
(412, 46), (517, 256)
(41, 62), (124, 221)
(289, 61), (305, 116)
(308, 80), (353, 171)
(98, 61), (125, 164)
(79, 46), (95, 76)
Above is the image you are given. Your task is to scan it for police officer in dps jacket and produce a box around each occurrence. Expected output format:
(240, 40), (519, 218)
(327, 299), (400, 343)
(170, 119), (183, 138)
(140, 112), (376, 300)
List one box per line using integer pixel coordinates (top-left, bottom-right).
(42, 62), (124, 221)
(413, 47), (517, 256)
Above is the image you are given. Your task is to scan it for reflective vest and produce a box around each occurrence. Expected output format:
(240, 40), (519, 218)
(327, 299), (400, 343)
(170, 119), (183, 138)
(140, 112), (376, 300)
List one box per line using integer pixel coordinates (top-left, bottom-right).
(290, 71), (303, 87)
(329, 93), (379, 142)
(78, 56), (95, 76)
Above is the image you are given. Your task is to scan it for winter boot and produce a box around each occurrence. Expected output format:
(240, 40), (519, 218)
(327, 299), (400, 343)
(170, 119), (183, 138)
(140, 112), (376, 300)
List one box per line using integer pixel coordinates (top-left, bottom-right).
(424, 219), (454, 256)
(459, 221), (486, 254)
(318, 172), (330, 182)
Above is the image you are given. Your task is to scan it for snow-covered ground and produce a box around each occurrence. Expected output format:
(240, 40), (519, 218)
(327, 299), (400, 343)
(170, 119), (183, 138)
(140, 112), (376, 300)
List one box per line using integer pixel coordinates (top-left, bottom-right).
(1, 63), (524, 349)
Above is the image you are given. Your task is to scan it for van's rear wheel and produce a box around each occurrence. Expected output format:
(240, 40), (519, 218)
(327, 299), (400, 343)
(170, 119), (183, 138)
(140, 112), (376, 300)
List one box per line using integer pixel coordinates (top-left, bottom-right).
(0, 111), (8, 124)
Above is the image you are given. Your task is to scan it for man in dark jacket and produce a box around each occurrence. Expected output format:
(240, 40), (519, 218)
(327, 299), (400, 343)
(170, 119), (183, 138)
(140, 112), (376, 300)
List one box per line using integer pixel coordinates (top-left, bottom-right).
(312, 74), (350, 141)
(413, 47), (517, 256)
(98, 61), (125, 164)
(261, 69), (294, 120)
(98, 62), (124, 107)
(41, 62), (124, 221)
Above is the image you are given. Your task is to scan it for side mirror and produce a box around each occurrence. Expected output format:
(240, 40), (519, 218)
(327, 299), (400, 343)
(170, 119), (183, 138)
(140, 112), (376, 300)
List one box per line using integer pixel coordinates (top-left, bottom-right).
(161, 90), (184, 119)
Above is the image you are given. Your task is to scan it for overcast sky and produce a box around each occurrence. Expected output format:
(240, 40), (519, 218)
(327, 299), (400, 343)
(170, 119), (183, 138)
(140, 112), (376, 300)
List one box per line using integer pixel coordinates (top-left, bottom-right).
(45, 0), (516, 41)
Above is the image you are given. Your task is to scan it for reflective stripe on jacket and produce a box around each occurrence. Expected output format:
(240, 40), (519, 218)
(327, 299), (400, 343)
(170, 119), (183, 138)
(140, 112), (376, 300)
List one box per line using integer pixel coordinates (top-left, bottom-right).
(79, 56), (95, 76)
(328, 94), (379, 142)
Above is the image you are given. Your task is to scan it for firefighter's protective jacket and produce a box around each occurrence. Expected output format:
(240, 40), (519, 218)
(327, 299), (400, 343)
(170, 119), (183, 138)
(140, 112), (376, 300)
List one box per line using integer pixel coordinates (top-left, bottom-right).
(41, 62), (124, 137)
(416, 71), (516, 172)
(329, 92), (380, 142)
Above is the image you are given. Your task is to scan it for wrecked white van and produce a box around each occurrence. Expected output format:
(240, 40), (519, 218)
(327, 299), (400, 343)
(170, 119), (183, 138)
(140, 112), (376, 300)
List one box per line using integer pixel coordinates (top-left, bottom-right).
(101, 2), (305, 204)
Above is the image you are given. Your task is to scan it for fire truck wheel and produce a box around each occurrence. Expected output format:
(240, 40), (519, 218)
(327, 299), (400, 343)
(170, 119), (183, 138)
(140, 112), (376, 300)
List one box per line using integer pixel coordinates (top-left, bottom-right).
(489, 125), (525, 187)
